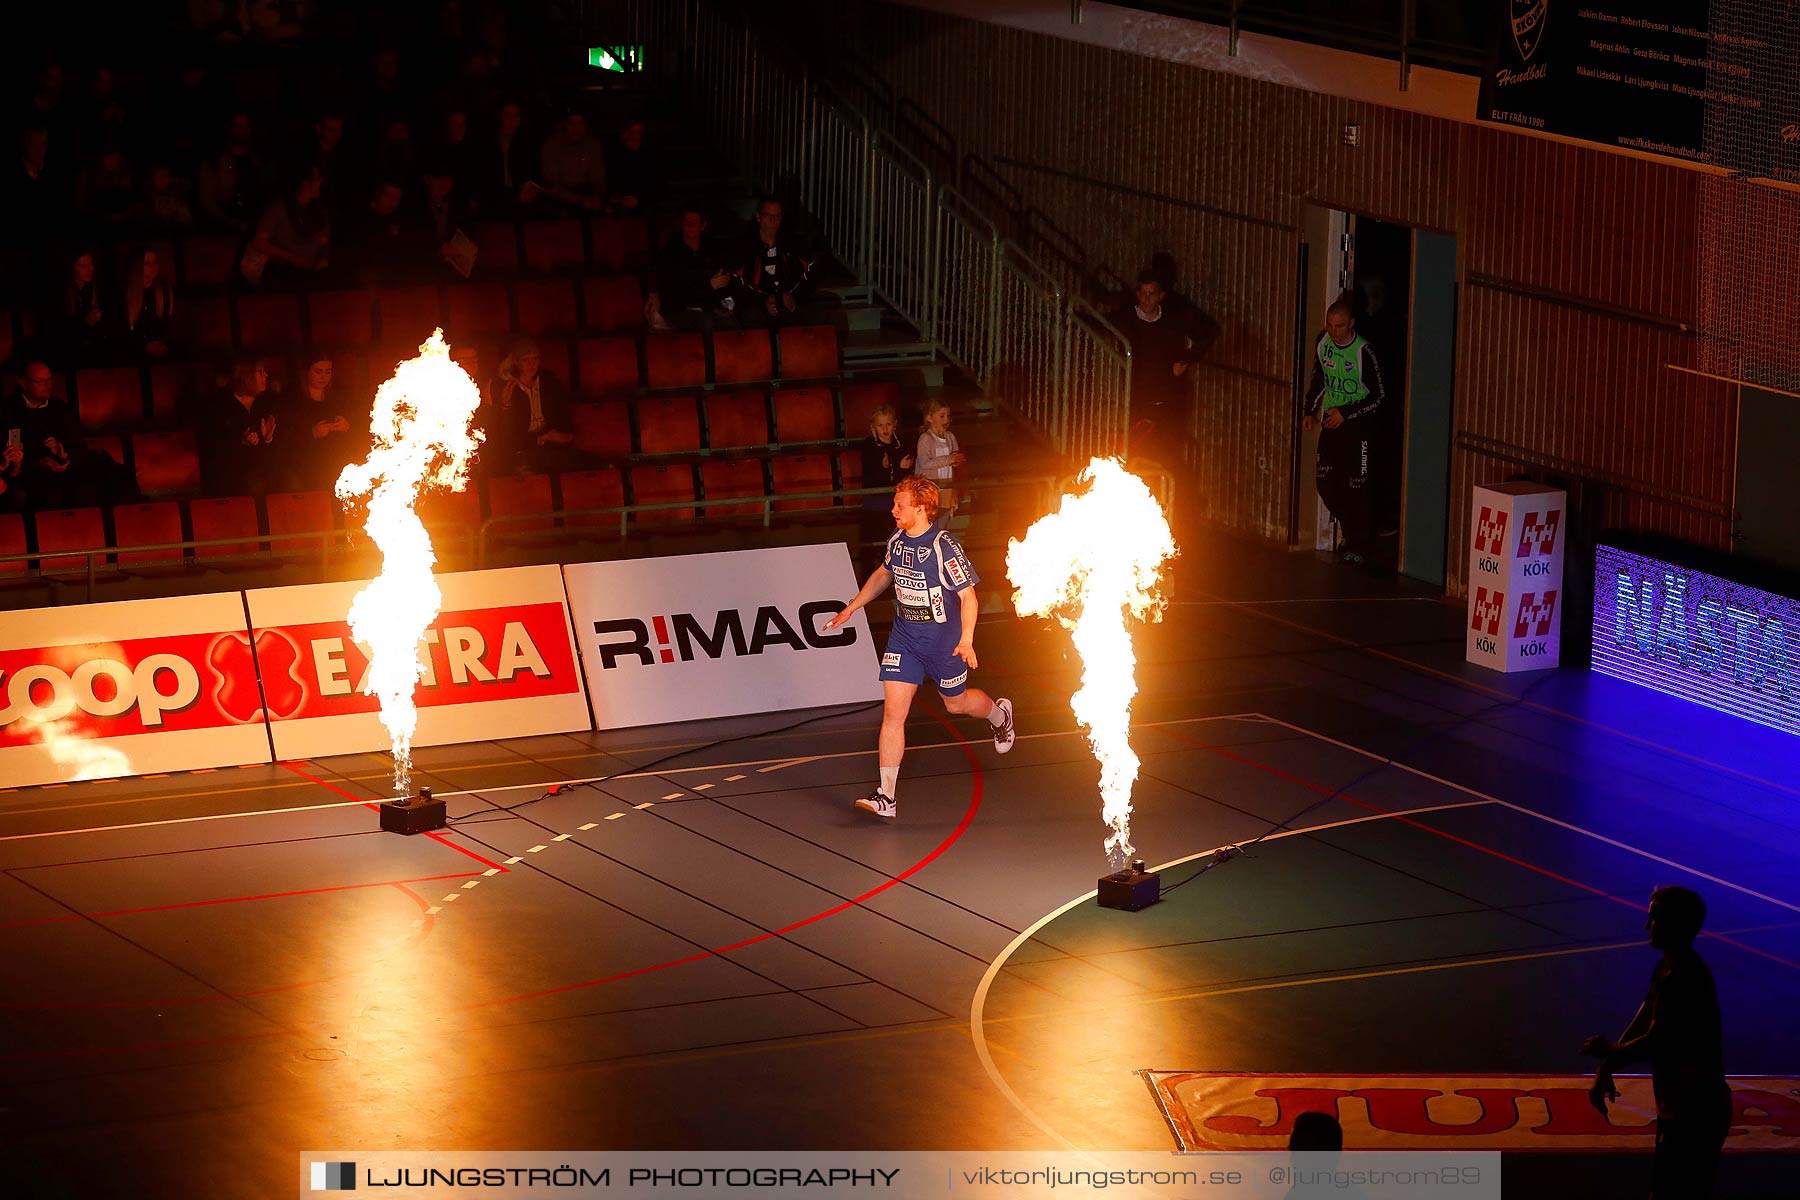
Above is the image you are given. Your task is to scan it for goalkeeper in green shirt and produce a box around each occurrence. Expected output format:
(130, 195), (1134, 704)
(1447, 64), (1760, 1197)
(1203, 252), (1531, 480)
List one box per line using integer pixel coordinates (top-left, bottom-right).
(1302, 299), (1388, 563)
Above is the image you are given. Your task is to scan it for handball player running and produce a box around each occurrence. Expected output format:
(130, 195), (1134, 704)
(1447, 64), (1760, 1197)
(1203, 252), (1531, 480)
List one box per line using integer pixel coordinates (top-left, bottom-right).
(825, 476), (1014, 819)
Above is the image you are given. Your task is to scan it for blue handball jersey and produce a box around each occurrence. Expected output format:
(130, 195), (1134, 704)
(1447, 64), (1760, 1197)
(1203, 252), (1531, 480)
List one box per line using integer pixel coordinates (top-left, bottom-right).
(884, 526), (979, 628)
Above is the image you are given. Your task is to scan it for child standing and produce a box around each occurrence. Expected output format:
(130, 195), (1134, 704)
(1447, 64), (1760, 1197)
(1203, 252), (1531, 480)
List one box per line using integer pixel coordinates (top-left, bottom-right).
(858, 402), (913, 573)
(915, 397), (965, 512)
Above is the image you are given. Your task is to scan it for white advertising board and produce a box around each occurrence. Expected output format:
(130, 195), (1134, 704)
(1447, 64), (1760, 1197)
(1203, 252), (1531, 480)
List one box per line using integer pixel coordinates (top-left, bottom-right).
(1467, 482), (1568, 672)
(243, 565), (592, 765)
(0, 592), (272, 788)
(564, 544), (881, 729)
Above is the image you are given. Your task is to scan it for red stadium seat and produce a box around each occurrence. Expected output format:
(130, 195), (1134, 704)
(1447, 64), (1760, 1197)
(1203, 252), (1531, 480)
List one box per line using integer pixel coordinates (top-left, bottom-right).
(778, 324), (840, 379)
(587, 216), (650, 273)
(772, 387), (836, 442)
(0, 309), (13, 365)
(150, 363), (209, 424)
(537, 337), (574, 385)
(840, 381), (900, 438)
(629, 463), (696, 523)
(636, 395), (700, 455)
(575, 336), (640, 397)
(307, 289), (374, 346)
(514, 277), (579, 334)
(181, 294), (234, 352)
(837, 449), (863, 503)
(711, 328), (773, 385)
(700, 458), (768, 519)
(486, 472), (554, 535)
(132, 432), (202, 496)
(558, 469), (626, 528)
(581, 274), (643, 332)
(475, 221), (520, 275)
(772, 454), (835, 511)
(179, 235), (238, 287)
(571, 402), (632, 458)
(378, 285), (443, 348)
(34, 507), (107, 573)
(644, 332), (706, 390)
(704, 390), (770, 450)
(0, 512), (23, 573)
(112, 501), (185, 564)
(75, 368), (145, 431)
(266, 491), (338, 556)
(189, 496), (261, 557)
(236, 292), (301, 350)
(523, 220), (585, 273)
(443, 281), (512, 339)
(418, 486), (482, 547)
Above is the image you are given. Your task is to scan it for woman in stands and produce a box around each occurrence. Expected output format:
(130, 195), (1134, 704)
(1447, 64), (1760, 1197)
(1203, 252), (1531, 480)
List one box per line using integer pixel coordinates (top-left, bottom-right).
(122, 247), (176, 360)
(52, 249), (110, 365)
(285, 351), (366, 488)
(856, 402), (912, 574)
(202, 358), (298, 496)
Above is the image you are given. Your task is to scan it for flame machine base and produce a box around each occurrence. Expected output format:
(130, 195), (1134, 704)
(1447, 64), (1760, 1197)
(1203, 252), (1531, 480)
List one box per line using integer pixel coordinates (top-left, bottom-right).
(1097, 860), (1160, 911)
(379, 786), (448, 835)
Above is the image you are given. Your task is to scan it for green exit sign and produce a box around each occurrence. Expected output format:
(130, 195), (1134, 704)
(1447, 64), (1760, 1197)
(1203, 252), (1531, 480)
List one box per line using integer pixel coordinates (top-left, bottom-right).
(589, 45), (644, 72)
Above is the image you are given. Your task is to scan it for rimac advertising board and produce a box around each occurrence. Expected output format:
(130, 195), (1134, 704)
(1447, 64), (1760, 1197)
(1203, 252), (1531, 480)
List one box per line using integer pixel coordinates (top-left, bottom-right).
(564, 545), (881, 729)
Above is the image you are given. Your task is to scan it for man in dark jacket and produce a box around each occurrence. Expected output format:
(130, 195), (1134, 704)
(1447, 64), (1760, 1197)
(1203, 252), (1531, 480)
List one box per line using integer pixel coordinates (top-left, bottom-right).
(732, 195), (815, 327)
(1113, 271), (1197, 468)
(646, 209), (736, 332)
(481, 338), (578, 476)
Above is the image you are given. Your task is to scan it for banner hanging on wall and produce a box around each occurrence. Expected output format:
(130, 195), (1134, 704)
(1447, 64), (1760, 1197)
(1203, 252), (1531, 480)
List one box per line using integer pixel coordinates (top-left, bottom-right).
(244, 565), (592, 767)
(0, 593), (272, 789)
(565, 544), (881, 730)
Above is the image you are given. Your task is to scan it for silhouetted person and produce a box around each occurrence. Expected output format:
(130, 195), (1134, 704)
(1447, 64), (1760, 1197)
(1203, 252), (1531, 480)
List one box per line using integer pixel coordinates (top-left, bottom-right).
(1583, 885), (1731, 1199)
(1113, 270), (1195, 468)
(1302, 299), (1386, 563)
(1284, 1111), (1367, 1200)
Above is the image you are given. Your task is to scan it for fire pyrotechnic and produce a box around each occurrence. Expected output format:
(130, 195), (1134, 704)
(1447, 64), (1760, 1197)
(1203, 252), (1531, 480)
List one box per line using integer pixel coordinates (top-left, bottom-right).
(335, 331), (484, 797)
(1007, 458), (1176, 873)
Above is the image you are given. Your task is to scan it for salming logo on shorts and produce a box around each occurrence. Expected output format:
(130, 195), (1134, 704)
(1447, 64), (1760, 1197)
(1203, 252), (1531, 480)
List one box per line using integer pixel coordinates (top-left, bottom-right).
(938, 670), (968, 690)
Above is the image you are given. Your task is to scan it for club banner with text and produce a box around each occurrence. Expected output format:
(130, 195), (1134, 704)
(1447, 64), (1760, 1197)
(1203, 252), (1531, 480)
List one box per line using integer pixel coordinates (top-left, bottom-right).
(1147, 1071), (1800, 1153)
(244, 565), (591, 766)
(0, 593), (273, 789)
(564, 545), (880, 729)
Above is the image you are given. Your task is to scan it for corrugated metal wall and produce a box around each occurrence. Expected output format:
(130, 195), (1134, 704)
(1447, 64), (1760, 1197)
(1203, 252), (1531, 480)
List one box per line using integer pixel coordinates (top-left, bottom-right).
(808, 1), (1737, 595)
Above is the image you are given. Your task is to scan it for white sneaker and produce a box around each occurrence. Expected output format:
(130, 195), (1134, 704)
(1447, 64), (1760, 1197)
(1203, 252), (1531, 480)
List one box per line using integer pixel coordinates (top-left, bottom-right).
(991, 697), (1015, 754)
(855, 790), (897, 819)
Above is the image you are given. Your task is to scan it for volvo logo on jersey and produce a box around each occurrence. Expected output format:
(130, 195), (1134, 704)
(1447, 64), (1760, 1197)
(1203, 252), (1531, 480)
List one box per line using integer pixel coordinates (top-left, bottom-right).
(1467, 483), (1565, 673)
(565, 546), (882, 729)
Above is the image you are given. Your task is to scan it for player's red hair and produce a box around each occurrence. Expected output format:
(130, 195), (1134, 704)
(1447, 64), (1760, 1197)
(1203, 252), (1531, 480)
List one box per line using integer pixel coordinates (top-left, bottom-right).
(895, 476), (941, 520)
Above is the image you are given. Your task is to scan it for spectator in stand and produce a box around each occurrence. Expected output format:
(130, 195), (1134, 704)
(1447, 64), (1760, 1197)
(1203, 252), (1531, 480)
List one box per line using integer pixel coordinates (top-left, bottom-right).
(74, 142), (138, 227)
(437, 109), (478, 207)
(122, 248), (176, 360)
(198, 111), (264, 233)
(5, 127), (65, 237)
(1113, 270), (1196, 469)
(646, 209), (736, 332)
(285, 351), (366, 488)
(247, 169), (331, 287)
(529, 111), (606, 213)
(915, 397), (965, 512)
(483, 338), (577, 475)
(202, 358), (294, 496)
(606, 118), (657, 212)
(0, 430), (23, 514)
(422, 158), (473, 276)
(22, 62), (70, 168)
(858, 402), (913, 571)
(142, 161), (195, 231)
(307, 112), (355, 218)
(443, 51), (500, 126)
(372, 116), (419, 197)
(343, 179), (421, 287)
(52, 250), (110, 365)
(0, 360), (134, 509)
(732, 195), (815, 327)
(476, 100), (532, 216)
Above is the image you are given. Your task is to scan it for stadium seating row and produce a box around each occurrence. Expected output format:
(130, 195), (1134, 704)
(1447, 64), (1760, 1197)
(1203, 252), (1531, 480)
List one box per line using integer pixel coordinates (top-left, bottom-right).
(73, 380), (899, 496)
(0, 452), (870, 574)
(64, 325), (846, 433)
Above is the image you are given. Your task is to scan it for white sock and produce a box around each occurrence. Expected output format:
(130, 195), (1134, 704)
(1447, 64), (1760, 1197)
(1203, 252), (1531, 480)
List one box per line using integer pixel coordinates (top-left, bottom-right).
(879, 766), (898, 799)
(987, 698), (1008, 727)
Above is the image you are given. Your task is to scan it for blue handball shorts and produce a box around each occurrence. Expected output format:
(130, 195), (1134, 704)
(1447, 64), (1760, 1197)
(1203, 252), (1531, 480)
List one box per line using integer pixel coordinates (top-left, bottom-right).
(879, 622), (969, 697)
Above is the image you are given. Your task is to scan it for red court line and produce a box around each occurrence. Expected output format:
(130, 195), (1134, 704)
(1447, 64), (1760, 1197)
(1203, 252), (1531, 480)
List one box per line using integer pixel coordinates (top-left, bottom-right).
(0, 872), (476, 929)
(277, 759), (511, 873)
(1151, 724), (1800, 973)
(462, 703), (987, 1010)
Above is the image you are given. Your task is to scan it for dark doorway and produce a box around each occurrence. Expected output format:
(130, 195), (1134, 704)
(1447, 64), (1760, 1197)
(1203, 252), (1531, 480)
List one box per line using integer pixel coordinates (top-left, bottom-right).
(1349, 216), (1413, 572)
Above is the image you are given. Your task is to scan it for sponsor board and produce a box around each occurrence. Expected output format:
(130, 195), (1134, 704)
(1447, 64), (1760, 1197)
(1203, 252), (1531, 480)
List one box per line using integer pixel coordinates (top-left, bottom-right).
(0, 592), (271, 788)
(1467, 483), (1565, 672)
(1146, 1072), (1800, 1153)
(244, 565), (591, 764)
(565, 545), (880, 729)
